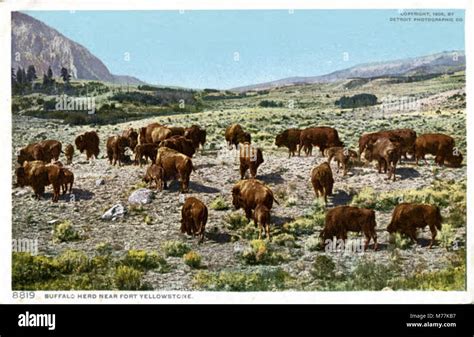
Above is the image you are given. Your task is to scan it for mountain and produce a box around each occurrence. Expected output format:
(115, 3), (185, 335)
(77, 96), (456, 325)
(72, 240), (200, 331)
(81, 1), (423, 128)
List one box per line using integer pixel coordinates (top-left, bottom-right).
(232, 51), (465, 92)
(11, 12), (145, 85)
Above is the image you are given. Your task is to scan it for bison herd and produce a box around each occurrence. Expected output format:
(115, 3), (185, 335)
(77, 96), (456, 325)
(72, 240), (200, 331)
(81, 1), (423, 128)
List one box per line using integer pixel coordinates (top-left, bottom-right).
(14, 122), (462, 248)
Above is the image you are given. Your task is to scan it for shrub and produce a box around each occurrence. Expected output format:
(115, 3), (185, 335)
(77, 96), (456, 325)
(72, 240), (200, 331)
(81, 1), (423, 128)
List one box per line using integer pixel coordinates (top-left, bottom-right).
(437, 224), (457, 250)
(52, 220), (80, 243)
(162, 241), (190, 257)
(347, 258), (400, 291)
(114, 266), (143, 290)
(95, 242), (113, 256)
(305, 237), (322, 252)
(12, 253), (58, 287)
(121, 250), (168, 272)
(271, 233), (297, 247)
(224, 213), (248, 230)
(56, 250), (91, 274)
(388, 233), (413, 250)
(283, 218), (314, 236)
(210, 196), (229, 210)
(240, 240), (287, 265)
(183, 251), (202, 268)
(193, 269), (289, 291)
(311, 255), (336, 280)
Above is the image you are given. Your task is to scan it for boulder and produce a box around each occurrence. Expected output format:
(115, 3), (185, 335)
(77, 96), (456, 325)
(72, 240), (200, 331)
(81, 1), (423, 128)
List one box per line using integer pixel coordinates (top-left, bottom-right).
(101, 204), (126, 220)
(128, 188), (154, 205)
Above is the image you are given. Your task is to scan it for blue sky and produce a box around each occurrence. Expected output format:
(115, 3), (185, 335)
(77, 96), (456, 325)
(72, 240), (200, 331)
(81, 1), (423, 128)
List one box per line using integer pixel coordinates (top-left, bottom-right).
(25, 10), (465, 89)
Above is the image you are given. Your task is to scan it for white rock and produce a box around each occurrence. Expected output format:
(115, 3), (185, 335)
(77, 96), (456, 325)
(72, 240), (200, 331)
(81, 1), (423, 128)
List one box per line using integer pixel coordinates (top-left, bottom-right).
(96, 179), (106, 186)
(101, 204), (126, 220)
(128, 188), (154, 205)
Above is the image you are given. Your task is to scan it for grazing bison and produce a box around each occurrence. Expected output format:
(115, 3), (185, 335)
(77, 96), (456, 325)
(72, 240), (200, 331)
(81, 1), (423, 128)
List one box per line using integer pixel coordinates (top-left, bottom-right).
(134, 143), (158, 166)
(254, 204), (271, 240)
(16, 160), (63, 202)
(64, 144), (74, 165)
(75, 131), (99, 160)
(275, 128), (301, 157)
(225, 124), (251, 149)
(387, 203), (442, 248)
(155, 147), (194, 193)
(364, 137), (400, 181)
(231, 179), (278, 221)
(311, 162), (334, 204)
(143, 164), (164, 191)
(106, 136), (128, 166)
(139, 123), (162, 144)
(180, 197), (208, 243)
(59, 167), (74, 194)
(160, 136), (196, 158)
(414, 133), (462, 167)
(324, 147), (358, 176)
(320, 206), (378, 250)
(184, 125), (207, 150)
(122, 128), (139, 151)
(299, 127), (344, 156)
(17, 140), (62, 165)
(359, 129), (416, 160)
(151, 126), (172, 144)
(239, 142), (264, 179)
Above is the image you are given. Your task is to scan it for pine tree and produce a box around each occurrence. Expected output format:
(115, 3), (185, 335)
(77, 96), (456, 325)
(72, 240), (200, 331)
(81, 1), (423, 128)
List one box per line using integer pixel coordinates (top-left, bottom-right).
(60, 67), (71, 83)
(26, 65), (37, 83)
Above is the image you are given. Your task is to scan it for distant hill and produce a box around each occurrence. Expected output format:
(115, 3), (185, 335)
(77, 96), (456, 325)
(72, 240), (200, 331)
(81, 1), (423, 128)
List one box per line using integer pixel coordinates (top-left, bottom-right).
(232, 51), (465, 92)
(11, 12), (145, 85)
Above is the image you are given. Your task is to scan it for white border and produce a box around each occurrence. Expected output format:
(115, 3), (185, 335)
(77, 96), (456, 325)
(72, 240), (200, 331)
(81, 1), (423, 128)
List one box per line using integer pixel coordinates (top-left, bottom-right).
(0, 0), (472, 305)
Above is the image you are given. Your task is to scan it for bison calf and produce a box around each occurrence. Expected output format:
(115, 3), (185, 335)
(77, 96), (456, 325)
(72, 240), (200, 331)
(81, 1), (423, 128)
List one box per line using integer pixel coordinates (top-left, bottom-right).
(239, 142), (264, 179)
(64, 144), (74, 165)
(320, 206), (378, 251)
(387, 203), (442, 249)
(254, 204), (271, 240)
(59, 167), (74, 194)
(325, 147), (358, 176)
(180, 197), (208, 243)
(134, 143), (158, 166)
(311, 162), (334, 204)
(143, 164), (164, 191)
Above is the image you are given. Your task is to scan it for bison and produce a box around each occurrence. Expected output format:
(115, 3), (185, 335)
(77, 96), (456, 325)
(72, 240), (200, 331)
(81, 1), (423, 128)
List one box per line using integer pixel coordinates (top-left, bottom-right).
(151, 126), (172, 144)
(311, 162), (334, 204)
(155, 147), (194, 193)
(239, 142), (264, 179)
(359, 129), (416, 160)
(134, 143), (158, 166)
(168, 126), (185, 137)
(225, 124), (251, 149)
(17, 140), (62, 165)
(320, 206), (378, 251)
(414, 133), (462, 167)
(324, 147), (358, 176)
(231, 179), (278, 221)
(139, 123), (162, 144)
(387, 203), (442, 248)
(254, 204), (271, 240)
(122, 128), (139, 151)
(180, 197), (208, 243)
(64, 144), (74, 165)
(16, 160), (63, 202)
(184, 125), (207, 150)
(299, 127), (344, 156)
(364, 137), (400, 181)
(143, 164), (164, 191)
(106, 135), (128, 166)
(75, 131), (99, 160)
(275, 128), (301, 157)
(160, 136), (196, 158)
(59, 167), (74, 194)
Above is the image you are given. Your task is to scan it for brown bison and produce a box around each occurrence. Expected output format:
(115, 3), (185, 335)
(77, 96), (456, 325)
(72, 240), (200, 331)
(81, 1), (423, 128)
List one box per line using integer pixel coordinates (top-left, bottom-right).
(180, 197), (208, 243)
(16, 160), (63, 202)
(155, 147), (194, 193)
(75, 131), (99, 160)
(106, 136), (128, 166)
(151, 126), (172, 144)
(225, 124), (251, 149)
(358, 129), (416, 160)
(324, 147), (358, 176)
(143, 164), (164, 191)
(231, 179), (278, 221)
(239, 142), (264, 179)
(168, 126), (185, 137)
(311, 162), (334, 204)
(414, 133), (462, 167)
(299, 127), (344, 156)
(320, 206), (378, 251)
(122, 128), (139, 151)
(184, 125), (207, 150)
(64, 144), (74, 165)
(254, 204), (271, 240)
(134, 143), (158, 166)
(139, 123), (162, 144)
(364, 137), (400, 181)
(160, 136), (196, 158)
(387, 203), (442, 248)
(59, 167), (74, 194)
(275, 128), (301, 157)
(17, 140), (62, 165)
